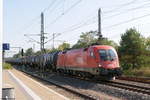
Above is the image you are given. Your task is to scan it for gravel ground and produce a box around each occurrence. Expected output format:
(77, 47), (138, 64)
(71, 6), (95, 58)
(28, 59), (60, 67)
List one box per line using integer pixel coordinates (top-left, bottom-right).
(45, 75), (120, 100)
(16, 67), (150, 100)
(20, 67), (121, 100)
(39, 81), (84, 100)
(42, 73), (150, 100)
(19, 70), (84, 100)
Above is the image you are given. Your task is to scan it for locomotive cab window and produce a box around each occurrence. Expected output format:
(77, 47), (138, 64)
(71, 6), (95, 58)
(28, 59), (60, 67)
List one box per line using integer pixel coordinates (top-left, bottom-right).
(99, 49), (116, 61)
(108, 49), (116, 59)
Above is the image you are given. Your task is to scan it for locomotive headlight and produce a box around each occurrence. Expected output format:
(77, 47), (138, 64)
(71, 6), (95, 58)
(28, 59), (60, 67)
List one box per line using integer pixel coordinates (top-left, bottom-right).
(98, 64), (102, 67)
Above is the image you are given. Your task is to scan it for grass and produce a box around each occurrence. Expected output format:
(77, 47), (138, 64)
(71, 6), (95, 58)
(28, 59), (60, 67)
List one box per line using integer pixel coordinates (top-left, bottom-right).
(123, 67), (150, 77)
(3, 63), (13, 70)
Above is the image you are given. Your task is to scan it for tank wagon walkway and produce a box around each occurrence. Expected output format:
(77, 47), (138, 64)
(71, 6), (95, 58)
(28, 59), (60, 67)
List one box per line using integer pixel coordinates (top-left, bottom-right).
(3, 69), (69, 100)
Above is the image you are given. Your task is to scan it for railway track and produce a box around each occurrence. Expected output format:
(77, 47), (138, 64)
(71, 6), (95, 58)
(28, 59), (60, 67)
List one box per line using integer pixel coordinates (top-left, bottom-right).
(74, 77), (150, 95)
(60, 73), (150, 95)
(117, 76), (150, 84)
(17, 68), (97, 100)
(15, 66), (150, 98)
(103, 80), (150, 95)
(50, 72), (150, 95)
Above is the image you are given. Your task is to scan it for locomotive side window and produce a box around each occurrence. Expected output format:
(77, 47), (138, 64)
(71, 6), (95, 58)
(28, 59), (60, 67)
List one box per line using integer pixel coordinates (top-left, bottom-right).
(90, 51), (95, 58)
(90, 52), (94, 57)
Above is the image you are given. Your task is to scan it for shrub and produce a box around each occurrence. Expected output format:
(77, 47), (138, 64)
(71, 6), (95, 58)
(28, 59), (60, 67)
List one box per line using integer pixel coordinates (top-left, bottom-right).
(123, 67), (150, 77)
(3, 63), (13, 69)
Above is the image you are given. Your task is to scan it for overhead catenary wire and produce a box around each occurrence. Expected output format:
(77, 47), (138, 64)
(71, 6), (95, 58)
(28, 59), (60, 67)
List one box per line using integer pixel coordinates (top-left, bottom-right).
(22, 0), (150, 36)
(67, 1), (150, 30)
(61, 0), (150, 31)
(103, 13), (150, 29)
(17, 15), (40, 35)
(67, 21), (150, 45)
(24, 35), (41, 44)
(44, 33), (61, 44)
(18, 0), (139, 39)
(20, 0), (60, 37)
(22, 1), (69, 51)
(103, 0), (150, 14)
(43, 0), (64, 17)
(66, 12), (150, 35)
(19, 0), (150, 50)
(57, 2), (150, 34)
(45, 0), (82, 29)
(23, 0), (145, 41)
(103, 0), (138, 14)
(42, 0), (58, 13)
(44, 17), (97, 44)
(103, 2), (150, 19)
(23, 0), (64, 50)
(51, 11), (150, 44)
(62, 16), (97, 32)
(22, 0), (83, 45)
(101, 21), (150, 40)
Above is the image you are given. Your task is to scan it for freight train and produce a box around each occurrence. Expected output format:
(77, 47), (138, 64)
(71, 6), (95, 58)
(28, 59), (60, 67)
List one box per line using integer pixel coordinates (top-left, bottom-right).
(6, 45), (122, 80)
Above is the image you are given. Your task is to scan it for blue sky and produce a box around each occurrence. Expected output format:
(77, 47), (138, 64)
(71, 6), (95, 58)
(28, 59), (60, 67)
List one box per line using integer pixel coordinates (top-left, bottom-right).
(4, 0), (150, 57)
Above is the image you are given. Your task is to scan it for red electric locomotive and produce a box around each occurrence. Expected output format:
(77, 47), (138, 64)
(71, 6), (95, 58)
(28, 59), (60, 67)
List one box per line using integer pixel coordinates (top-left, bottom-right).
(57, 45), (122, 79)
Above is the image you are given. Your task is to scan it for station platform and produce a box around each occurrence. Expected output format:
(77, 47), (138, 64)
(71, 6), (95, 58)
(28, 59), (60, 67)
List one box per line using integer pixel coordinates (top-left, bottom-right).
(3, 69), (69, 100)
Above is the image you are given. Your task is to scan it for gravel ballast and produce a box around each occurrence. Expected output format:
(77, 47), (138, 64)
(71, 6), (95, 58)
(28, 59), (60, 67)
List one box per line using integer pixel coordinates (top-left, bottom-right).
(36, 72), (150, 100)
(17, 67), (150, 100)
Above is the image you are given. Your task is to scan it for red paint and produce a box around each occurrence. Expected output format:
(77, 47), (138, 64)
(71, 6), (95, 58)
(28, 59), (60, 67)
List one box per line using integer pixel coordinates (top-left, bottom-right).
(57, 45), (120, 69)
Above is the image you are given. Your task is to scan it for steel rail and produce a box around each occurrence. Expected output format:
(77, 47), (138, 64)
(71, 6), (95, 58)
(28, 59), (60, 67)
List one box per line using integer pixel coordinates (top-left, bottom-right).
(58, 73), (150, 95)
(117, 76), (150, 84)
(103, 80), (150, 95)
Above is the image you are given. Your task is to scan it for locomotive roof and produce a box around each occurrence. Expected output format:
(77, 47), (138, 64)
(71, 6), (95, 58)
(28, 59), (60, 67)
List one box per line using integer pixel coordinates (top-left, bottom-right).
(90, 45), (114, 49)
(60, 45), (114, 53)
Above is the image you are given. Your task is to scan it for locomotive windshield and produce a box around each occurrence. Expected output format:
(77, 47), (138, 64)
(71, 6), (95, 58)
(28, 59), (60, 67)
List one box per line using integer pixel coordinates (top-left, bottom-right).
(99, 49), (116, 61)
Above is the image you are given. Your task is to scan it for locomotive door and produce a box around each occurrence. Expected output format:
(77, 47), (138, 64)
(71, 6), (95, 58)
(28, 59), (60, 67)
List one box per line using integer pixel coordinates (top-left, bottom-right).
(87, 48), (97, 68)
(62, 52), (67, 68)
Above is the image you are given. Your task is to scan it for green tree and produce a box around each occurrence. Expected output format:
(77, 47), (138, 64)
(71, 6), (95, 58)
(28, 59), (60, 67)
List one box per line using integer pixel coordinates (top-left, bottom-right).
(143, 37), (150, 67)
(25, 48), (34, 56)
(34, 48), (59, 56)
(72, 30), (118, 49)
(72, 31), (97, 49)
(97, 38), (118, 49)
(58, 42), (70, 51)
(34, 50), (42, 56)
(13, 52), (21, 58)
(44, 49), (52, 53)
(119, 28), (146, 69)
(145, 37), (150, 50)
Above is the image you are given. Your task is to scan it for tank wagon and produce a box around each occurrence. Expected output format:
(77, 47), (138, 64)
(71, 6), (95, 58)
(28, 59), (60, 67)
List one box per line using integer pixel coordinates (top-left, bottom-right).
(6, 45), (122, 79)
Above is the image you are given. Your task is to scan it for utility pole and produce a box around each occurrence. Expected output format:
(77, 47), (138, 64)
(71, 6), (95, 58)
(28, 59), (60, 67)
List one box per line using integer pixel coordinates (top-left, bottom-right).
(33, 44), (35, 52)
(51, 33), (61, 49)
(53, 33), (55, 49)
(98, 8), (103, 40)
(2, 50), (5, 64)
(24, 12), (48, 53)
(41, 12), (44, 52)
